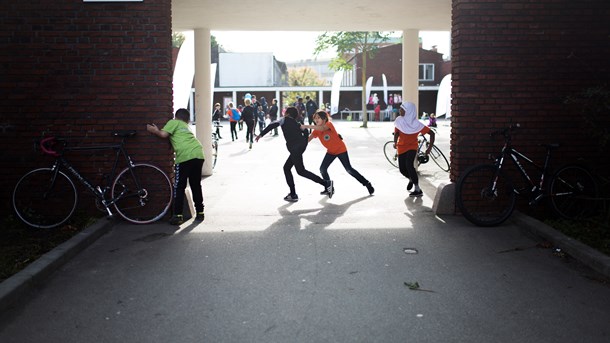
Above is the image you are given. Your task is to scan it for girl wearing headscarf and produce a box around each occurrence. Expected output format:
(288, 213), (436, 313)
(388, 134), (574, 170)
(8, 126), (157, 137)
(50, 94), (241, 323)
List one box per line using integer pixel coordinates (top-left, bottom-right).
(393, 101), (435, 197)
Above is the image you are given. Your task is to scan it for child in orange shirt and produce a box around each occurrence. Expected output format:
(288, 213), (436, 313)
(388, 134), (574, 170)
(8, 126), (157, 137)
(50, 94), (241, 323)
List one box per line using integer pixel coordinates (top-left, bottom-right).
(302, 110), (374, 195)
(394, 102), (435, 197)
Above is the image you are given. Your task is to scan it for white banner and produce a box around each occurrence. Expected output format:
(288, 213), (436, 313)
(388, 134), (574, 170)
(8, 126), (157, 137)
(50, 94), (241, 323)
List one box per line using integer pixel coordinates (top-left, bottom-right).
(330, 70), (344, 115)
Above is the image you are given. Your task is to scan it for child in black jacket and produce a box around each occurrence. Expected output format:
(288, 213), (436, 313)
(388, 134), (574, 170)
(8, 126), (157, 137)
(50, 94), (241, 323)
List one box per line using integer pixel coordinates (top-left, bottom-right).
(256, 107), (334, 202)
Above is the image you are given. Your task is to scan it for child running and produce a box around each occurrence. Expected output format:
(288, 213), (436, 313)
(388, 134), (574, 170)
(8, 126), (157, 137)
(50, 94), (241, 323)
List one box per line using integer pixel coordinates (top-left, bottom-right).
(147, 108), (205, 225)
(255, 106), (334, 202)
(302, 110), (374, 195)
(393, 101), (435, 197)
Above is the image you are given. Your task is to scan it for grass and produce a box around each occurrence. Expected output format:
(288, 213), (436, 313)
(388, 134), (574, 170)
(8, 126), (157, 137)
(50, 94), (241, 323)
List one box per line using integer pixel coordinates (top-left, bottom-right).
(0, 213), (97, 282)
(544, 217), (610, 256)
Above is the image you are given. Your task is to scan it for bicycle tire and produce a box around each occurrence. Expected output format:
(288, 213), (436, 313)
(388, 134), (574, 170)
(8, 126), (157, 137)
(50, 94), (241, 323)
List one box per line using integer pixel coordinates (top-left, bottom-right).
(456, 164), (516, 226)
(13, 168), (78, 229)
(112, 163), (172, 224)
(429, 145), (450, 172)
(383, 141), (398, 168)
(212, 140), (218, 169)
(549, 165), (598, 220)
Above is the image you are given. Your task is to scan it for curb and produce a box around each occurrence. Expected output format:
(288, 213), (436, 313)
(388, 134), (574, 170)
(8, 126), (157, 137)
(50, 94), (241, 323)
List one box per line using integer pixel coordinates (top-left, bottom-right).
(434, 183), (610, 279)
(512, 211), (610, 279)
(0, 218), (115, 313)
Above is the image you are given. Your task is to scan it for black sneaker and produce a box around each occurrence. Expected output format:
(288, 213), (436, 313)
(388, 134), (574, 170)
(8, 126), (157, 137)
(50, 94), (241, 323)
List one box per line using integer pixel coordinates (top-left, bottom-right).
(365, 182), (375, 195)
(407, 181), (413, 191)
(326, 180), (334, 199)
(409, 190), (423, 197)
(195, 212), (205, 221)
(169, 214), (184, 225)
(284, 193), (299, 202)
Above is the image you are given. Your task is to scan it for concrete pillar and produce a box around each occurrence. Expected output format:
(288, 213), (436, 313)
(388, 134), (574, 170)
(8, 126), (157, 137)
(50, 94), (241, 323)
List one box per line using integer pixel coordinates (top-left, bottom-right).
(402, 29), (419, 112)
(194, 28), (213, 176)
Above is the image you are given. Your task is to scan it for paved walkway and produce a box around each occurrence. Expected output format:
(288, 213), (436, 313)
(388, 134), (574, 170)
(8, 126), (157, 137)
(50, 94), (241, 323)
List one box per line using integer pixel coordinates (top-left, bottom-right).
(1, 120), (609, 342)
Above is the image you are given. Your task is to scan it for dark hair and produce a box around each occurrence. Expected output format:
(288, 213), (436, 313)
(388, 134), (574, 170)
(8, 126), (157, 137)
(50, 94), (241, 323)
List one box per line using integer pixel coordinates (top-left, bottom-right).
(314, 110), (328, 121)
(175, 108), (190, 122)
(285, 106), (298, 118)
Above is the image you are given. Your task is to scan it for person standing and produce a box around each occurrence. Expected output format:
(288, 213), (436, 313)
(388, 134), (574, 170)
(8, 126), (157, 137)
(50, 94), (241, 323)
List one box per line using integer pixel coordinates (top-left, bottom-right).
(393, 101), (435, 197)
(226, 102), (240, 141)
(255, 107), (334, 202)
(146, 108), (205, 225)
(241, 98), (256, 149)
(305, 95), (318, 125)
(295, 97), (306, 122)
(212, 103), (223, 139)
(268, 98), (279, 136)
(302, 110), (374, 195)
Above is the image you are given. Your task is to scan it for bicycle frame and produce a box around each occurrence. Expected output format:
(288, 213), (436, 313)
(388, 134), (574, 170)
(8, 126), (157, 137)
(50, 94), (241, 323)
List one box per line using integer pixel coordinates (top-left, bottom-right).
(494, 140), (554, 202)
(42, 137), (140, 215)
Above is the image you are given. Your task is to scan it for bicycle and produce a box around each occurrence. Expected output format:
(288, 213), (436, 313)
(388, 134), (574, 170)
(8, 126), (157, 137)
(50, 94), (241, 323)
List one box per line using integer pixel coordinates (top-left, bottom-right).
(456, 123), (599, 226)
(212, 120), (223, 169)
(383, 128), (450, 172)
(12, 131), (173, 229)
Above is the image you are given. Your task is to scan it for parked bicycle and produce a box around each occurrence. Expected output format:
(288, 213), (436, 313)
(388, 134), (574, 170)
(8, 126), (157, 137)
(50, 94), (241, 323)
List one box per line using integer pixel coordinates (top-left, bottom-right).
(383, 127), (450, 172)
(456, 123), (598, 226)
(12, 131), (173, 229)
(212, 120), (222, 169)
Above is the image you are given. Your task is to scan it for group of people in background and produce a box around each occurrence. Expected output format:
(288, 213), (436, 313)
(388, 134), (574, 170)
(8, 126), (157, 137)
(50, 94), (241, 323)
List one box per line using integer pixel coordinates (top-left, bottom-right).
(146, 92), (435, 225)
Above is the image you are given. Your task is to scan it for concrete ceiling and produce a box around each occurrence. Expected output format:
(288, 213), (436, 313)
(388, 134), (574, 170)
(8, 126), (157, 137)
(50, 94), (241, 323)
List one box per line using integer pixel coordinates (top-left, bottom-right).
(172, 0), (451, 32)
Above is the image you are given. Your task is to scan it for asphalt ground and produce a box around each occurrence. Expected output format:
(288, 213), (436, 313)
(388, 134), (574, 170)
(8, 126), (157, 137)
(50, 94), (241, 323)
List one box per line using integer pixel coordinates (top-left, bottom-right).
(1, 119), (609, 342)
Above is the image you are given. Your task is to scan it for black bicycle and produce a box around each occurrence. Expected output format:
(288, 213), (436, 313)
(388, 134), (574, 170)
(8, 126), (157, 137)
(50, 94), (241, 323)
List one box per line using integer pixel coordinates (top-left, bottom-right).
(456, 124), (598, 226)
(383, 128), (450, 172)
(212, 120), (222, 169)
(13, 131), (173, 229)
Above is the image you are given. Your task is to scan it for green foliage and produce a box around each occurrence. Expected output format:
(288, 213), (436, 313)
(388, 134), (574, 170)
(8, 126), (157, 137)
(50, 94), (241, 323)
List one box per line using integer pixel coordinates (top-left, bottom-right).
(545, 218), (610, 256)
(564, 85), (610, 150)
(313, 31), (393, 128)
(314, 31), (392, 71)
(172, 32), (186, 49)
(285, 67), (325, 106)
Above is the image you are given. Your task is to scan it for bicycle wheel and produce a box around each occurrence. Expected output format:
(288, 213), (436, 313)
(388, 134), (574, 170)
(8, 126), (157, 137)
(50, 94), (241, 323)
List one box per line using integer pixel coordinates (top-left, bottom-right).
(383, 141), (398, 168)
(212, 139), (218, 169)
(112, 163), (172, 224)
(456, 164), (516, 226)
(13, 168), (78, 229)
(549, 165), (598, 220)
(429, 145), (450, 172)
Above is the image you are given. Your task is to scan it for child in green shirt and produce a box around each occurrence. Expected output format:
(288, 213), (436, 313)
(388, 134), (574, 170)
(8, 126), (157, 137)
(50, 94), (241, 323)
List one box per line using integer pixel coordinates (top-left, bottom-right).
(147, 108), (205, 225)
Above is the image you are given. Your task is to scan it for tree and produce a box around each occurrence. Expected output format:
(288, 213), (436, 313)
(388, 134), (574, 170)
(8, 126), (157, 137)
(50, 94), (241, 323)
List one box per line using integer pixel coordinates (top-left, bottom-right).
(314, 31), (391, 127)
(285, 67), (325, 107)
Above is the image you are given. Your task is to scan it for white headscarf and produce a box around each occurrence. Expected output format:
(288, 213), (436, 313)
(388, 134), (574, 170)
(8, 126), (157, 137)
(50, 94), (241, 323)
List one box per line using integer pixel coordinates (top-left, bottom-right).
(394, 101), (424, 134)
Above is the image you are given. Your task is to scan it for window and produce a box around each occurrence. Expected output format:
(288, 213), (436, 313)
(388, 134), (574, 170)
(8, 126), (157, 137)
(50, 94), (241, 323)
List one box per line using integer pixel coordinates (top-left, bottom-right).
(419, 64), (434, 81)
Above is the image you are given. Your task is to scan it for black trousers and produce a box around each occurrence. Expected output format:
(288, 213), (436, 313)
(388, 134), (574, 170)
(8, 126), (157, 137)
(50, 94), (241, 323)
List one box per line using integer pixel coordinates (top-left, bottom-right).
(319, 151), (368, 185)
(398, 150), (418, 185)
(173, 158), (204, 215)
(283, 146), (326, 195)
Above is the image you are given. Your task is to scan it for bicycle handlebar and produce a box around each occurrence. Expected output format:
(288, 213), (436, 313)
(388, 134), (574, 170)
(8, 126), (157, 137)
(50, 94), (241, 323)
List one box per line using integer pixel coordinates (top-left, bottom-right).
(490, 123), (520, 138)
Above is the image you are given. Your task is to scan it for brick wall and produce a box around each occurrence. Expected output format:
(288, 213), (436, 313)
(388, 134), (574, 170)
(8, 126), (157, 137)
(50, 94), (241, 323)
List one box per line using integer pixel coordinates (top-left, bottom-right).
(451, 0), (610, 185)
(0, 0), (174, 217)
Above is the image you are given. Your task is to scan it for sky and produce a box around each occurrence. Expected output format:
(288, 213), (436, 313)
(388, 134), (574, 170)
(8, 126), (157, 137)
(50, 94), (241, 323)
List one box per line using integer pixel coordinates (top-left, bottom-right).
(211, 31), (451, 62)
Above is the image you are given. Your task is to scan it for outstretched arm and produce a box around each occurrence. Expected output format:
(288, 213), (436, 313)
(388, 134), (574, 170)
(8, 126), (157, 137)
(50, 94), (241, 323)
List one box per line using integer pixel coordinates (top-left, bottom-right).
(301, 124), (329, 132)
(147, 124), (170, 138)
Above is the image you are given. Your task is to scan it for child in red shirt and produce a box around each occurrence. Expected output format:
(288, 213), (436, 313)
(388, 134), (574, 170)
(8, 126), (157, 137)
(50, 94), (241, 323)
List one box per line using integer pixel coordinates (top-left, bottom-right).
(302, 111), (374, 195)
(394, 102), (435, 197)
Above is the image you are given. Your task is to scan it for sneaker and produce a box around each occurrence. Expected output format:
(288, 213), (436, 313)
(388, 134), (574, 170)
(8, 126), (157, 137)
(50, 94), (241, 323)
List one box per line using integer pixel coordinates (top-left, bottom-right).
(407, 181), (413, 191)
(249, 142), (252, 149)
(284, 193), (299, 202)
(409, 190), (423, 197)
(365, 182), (375, 195)
(169, 214), (184, 225)
(195, 212), (205, 221)
(326, 180), (335, 199)
(320, 186), (334, 195)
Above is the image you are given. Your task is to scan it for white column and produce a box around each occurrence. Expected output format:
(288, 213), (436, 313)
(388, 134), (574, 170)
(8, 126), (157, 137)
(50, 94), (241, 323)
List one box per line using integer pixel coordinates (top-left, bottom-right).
(402, 29), (420, 112)
(194, 28), (213, 176)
